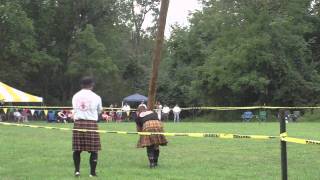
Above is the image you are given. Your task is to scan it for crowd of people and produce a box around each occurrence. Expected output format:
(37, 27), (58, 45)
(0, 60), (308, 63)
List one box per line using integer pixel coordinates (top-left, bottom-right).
(0, 108), (40, 123)
(0, 103), (182, 123)
(99, 102), (182, 123)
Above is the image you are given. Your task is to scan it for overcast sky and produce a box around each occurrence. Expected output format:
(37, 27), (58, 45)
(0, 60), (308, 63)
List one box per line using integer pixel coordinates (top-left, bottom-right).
(142, 0), (202, 37)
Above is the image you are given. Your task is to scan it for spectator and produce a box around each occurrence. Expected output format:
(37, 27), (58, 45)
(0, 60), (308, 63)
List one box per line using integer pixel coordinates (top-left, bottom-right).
(57, 110), (67, 123)
(172, 105), (181, 123)
(21, 109), (29, 122)
(33, 110), (41, 120)
(109, 104), (115, 121)
(47, 111), (57, 123)
(110, 112), (115, 121)
(13, 109), (23, 123)
(63, 110), (74, 123)
(115, 104), (122, 122)
(109, 104), (114, 111)
(122, 103), (131, 121)
(162, 105), (170, 121)
(156, 101), (162, 120)
(102, 111), (112, 122)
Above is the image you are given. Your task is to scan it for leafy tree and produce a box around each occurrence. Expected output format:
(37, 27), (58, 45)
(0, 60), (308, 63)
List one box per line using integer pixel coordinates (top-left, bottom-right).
(0, 1), (36, 85)
(163, 0), (320, 106)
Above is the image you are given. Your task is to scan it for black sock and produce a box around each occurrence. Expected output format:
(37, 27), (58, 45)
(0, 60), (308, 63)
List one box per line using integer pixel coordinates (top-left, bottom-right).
(90, 152), (98, 175)
(155, 149), (159, 164)
(73, 151), (81, 172)
(147, 146), (155, 165)
(147, 146), (154, 159)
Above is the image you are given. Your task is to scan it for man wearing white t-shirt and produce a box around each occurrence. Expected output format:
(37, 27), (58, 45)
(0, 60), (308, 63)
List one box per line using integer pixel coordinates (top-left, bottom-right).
(122, 103), (131, 121)
(72, 77), (102, 177)
(156, 102), (163, 120)
(172, 104), (181, 123)
(162, 105), (170, 121)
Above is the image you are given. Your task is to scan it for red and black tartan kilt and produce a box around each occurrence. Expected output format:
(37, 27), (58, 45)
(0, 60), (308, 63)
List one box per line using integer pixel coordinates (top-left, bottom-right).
(72, 120), (101, 152)
(137, 120), (168, 148)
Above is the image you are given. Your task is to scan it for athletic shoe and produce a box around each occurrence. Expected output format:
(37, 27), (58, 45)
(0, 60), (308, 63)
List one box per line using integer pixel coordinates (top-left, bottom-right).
(89, 174), (97, 177)
(74, 172), (80, 177)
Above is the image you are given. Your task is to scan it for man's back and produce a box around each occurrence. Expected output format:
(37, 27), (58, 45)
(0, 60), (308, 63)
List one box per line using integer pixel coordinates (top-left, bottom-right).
(72, 89), (102, 121)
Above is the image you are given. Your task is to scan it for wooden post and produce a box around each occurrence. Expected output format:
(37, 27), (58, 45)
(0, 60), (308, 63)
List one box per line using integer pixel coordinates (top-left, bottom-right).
(147, 0), (170, 110)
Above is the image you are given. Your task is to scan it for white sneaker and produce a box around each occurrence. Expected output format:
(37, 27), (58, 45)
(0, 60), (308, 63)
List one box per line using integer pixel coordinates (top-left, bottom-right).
(74, 172), (80, 177)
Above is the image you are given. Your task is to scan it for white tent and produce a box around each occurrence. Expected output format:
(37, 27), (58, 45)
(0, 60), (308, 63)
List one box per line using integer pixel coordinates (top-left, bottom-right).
(0, 82), (43, 102)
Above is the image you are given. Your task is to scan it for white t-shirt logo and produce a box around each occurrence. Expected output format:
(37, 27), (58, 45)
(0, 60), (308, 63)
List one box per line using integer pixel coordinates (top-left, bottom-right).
(77, 99), (91, 111)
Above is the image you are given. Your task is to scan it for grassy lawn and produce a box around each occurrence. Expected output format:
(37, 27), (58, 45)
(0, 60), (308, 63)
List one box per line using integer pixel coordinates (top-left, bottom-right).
(0, 122), (319, 180)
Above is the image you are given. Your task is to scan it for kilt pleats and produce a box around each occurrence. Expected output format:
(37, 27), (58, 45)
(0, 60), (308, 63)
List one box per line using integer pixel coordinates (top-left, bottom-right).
(137, 120), (168, 148)
(72, 120), (101, 152)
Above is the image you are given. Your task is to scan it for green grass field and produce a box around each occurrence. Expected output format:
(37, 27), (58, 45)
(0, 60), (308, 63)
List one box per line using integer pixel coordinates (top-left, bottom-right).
(0, 122), (319, 180)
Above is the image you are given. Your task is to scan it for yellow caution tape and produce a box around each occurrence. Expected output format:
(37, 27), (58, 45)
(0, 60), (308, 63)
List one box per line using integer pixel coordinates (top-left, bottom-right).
(1, 122), (319, 145)
(1, 106), (72, 109)
(0, 106), (135, 111)
(2, 105), (320, 111)
(280, 132), (320, 145)
(181, 106), (320, 110)
(0, 122), (275, 140)
(280, 132), (288, 138)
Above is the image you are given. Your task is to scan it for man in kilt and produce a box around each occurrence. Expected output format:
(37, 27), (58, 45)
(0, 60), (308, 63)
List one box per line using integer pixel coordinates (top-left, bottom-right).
(135, 104), (168, 168)
(72, 77), (102, 177)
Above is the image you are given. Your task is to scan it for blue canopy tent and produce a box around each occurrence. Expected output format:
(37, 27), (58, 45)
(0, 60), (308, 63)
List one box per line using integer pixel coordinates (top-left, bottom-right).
(123, 93), (148, 103)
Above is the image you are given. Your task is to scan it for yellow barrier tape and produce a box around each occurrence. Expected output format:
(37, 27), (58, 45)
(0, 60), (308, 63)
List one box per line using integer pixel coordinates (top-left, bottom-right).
(1, 122), (319, 144)
(282, 137), (308, 144)
(0, 122), (276, 140)
(0, 106), (135, 111)
(280, 132), (288, 138)
(59, 128), (70, 131)
(279, 132), (320, 145)
(2, 105), (320, 111)
(181, 106), (320, 111)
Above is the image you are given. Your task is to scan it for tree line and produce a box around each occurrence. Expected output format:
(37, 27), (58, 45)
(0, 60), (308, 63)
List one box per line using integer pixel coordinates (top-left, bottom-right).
(1, 0), (320, 108)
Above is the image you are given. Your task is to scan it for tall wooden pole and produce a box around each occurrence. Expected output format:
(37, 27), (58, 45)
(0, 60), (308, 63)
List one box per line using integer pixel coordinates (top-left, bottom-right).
(147, 0), (170, 110)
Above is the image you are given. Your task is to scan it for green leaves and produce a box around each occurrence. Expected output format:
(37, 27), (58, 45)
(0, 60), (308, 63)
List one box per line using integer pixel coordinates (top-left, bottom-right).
(162, 0), (320, 106)
(2, 0), (320, 107)
(68, 24), (117, 77)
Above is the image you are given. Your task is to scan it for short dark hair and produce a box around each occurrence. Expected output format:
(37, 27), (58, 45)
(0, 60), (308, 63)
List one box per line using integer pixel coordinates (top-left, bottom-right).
(80, 76), (94, 88)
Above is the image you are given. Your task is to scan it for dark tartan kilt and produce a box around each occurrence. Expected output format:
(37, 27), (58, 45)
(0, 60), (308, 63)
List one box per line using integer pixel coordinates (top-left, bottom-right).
(137, 120), (168, 148)
(72, 120), (101, 152)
